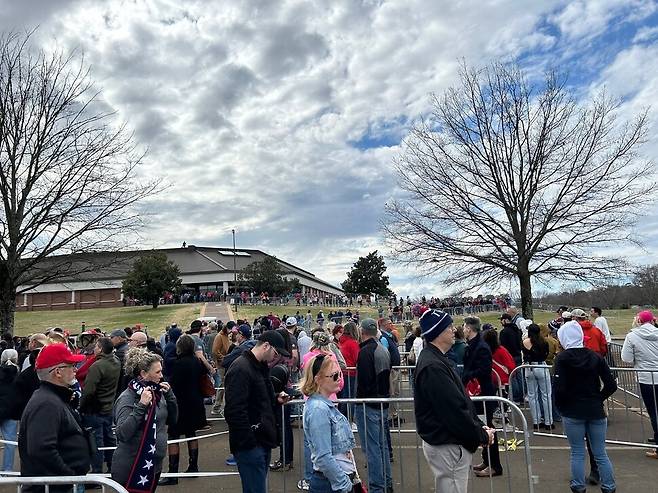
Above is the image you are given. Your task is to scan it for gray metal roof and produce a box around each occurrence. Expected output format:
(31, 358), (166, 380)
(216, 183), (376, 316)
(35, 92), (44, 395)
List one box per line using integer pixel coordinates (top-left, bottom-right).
(27, 246), (343, 292)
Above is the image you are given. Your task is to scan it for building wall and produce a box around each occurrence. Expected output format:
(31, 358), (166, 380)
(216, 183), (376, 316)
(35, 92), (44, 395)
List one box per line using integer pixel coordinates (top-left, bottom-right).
(15, 288), (123, 311)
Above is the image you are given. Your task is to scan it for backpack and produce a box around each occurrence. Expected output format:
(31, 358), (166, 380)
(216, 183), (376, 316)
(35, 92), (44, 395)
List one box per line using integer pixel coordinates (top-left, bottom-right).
(380, 331), (401, 367)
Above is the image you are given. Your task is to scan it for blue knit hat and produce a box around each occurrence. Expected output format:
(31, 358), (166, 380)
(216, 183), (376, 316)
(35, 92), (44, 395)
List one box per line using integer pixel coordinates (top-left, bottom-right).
(419, 309), (453, 342)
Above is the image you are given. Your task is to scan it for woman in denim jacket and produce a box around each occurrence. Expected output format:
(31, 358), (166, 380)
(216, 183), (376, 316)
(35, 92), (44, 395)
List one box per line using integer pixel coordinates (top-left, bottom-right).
(301, 354), (356, 493)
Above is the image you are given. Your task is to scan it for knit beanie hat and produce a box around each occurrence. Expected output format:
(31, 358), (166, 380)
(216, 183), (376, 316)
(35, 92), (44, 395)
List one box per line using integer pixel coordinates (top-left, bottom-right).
(419, 309), (453, 342)
(638, 310), (655, 324)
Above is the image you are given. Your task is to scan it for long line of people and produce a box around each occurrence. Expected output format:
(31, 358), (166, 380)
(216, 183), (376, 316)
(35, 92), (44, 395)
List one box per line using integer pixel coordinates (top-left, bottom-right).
(1, 304), (657, 493)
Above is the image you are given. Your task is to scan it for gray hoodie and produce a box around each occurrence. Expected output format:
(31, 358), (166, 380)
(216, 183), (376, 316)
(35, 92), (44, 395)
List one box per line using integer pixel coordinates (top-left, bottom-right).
(621, 323), (658, 384)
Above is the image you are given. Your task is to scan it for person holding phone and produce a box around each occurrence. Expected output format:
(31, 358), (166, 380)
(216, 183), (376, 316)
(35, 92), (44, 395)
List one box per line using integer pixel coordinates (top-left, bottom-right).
(224, 331), (292, 493)
(111, 348), (178, 492)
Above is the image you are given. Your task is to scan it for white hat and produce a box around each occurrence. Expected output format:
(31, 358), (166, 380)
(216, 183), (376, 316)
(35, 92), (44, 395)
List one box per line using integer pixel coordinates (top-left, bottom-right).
(285, 317), (297, 327)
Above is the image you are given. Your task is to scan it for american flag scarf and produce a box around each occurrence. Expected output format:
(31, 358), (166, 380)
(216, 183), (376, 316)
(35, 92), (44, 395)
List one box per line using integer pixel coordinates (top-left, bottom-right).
(126, 379), (162, 493)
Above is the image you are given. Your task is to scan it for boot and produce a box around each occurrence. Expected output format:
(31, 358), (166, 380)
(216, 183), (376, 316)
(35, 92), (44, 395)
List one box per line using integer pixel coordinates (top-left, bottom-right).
(158, 454), (179, 486)
(185, 448), (199, 474)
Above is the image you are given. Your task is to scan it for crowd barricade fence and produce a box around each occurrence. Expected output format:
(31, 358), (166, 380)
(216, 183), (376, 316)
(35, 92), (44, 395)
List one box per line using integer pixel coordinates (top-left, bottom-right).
(0, 475), (128, 493)
(278, 396), (535, 493)
(508, 364), (658, 448)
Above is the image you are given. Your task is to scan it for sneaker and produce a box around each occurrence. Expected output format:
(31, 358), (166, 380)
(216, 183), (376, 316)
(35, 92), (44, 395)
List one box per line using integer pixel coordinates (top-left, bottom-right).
(297, 479), (310, 491)
(351, 422), (358, 432)
(210, 409), (224, 417)
(269, 460), (293, 471)
(646, 450), (658, 459)
(225, 455), (237, 466)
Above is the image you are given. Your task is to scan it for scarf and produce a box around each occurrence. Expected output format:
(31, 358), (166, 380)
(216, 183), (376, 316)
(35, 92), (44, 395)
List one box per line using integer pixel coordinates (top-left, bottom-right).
(126, 379), (162, 493)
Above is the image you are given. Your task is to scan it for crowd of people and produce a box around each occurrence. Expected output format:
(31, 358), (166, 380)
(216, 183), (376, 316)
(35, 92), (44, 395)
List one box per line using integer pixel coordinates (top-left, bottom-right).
(0, 302), (656, 493)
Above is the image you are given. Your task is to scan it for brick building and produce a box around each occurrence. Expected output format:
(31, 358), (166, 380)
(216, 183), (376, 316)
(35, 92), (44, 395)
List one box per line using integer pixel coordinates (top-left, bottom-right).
(15, 245), (343, 312)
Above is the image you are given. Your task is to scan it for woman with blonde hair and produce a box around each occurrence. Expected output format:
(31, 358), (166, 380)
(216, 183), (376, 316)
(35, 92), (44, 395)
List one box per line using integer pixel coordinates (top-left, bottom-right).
(112, 348), (178, 492)
(301, 354), (360, 493)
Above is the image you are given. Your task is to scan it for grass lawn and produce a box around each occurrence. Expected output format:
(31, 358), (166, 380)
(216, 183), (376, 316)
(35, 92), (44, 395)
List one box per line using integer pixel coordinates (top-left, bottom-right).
(230, 304), (639, 338)
(14, 303), (203, 337)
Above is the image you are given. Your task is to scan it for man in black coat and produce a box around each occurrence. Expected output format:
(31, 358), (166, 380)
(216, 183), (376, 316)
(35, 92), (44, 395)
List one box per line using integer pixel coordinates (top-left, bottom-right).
(224, 331), (291, 493)
(462, 316), (502, 477)
(499, 313), (524, 403)
(18, 344), (90, 493)
(414, 309), (494, 493)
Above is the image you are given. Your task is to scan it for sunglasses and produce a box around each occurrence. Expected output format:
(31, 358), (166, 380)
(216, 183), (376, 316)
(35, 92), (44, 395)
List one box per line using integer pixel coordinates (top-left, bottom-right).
(322, 371), (341, 382)
(49, 364), (75, 373)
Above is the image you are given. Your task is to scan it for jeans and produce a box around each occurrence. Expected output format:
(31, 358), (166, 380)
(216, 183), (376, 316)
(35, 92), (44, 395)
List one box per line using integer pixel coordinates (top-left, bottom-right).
(525, 365), (552, 425)
(278, 403), (294, 465)
(309, 472), (341, 493)
(338, 374), (356, 419)
(354, 405), (392, 493)
(0, 419), (17, 471)
(235, 446), (271, 493)
(640, 383), (658, 452)
(563, 417), (615, 492)
(303, 435), (313, 482)
(82, 414), (115, 473)
(510, 356), (524, 403)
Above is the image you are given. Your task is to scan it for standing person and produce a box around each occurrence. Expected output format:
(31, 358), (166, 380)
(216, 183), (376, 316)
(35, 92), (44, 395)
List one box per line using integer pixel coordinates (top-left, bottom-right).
(110, 329), (130, 397)
(159, 335), (207, 486)
(79, 337), (121, 475)
(446, 325), (467, 376)
(621, 310), (658, 458)
(162, 327), (182, 380)
(499, 313), (524, 404)
(461, 316), (502, 477)
(211, 321), (233, 417)
(0, 349), (20, 473)
(414, 309), (494, 493)
(337, 321), (360, 417)
(482, 329), (516, 400)
(301, 354), (359, 493)
(555, 322), (617, 493)
(18, 344), (91, 492)
(354, 318), (392, 493)
(224, 331), (291, 493)
(590, 307), (612, 343)
(111, 348), (178, 492)
(572, 309), (607, 357)
(522, 323), (553, 431)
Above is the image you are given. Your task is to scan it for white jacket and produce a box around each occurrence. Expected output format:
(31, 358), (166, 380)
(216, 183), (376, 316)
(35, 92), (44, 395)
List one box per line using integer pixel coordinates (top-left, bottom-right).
(621, 323), (658, 384)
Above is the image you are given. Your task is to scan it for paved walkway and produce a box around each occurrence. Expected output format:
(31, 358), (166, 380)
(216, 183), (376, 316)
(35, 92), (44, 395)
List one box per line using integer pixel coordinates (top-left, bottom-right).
(202, 302), (234, 323)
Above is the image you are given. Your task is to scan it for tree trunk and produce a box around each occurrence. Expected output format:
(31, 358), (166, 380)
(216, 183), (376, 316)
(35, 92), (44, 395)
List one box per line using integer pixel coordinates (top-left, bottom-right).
(0, 288), (17, 336)
(518, 271), (534, 320)
(152, 299), (159, 309)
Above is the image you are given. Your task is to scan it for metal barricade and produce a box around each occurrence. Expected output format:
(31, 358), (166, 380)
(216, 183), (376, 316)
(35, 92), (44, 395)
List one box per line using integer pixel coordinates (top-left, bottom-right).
(0, 475), (128, 493)
(509, 364), (658, 449)
(276, 396), (534, 493)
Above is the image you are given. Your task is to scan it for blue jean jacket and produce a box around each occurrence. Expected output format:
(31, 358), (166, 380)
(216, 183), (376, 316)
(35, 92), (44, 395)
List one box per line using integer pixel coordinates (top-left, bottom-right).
(303, 394), (355, 492)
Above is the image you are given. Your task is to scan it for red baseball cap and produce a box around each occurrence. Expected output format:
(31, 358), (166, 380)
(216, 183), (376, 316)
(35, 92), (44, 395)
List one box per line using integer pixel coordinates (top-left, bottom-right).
(35, 344), (85, 370)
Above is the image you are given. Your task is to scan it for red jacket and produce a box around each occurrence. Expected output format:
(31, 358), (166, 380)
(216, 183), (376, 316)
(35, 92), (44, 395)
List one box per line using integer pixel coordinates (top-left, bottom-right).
(76, 354), (97, 388)
(338, 334), (360, 377)
(579, 320), (608, 356)
(492, 346), (516, 387)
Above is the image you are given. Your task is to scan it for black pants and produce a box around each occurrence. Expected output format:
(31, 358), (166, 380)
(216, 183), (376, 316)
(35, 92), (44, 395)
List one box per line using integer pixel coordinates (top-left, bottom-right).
(640, 383), (658, 452)
(480, 400), (502, 472)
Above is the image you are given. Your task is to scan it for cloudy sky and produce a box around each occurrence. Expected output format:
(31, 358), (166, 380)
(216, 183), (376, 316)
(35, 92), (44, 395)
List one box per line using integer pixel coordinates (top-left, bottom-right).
(4, 0), (658, 296)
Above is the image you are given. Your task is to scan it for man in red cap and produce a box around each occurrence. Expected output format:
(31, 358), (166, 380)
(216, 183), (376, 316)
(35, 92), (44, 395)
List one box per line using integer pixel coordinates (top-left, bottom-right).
(18, 344), (91, 492)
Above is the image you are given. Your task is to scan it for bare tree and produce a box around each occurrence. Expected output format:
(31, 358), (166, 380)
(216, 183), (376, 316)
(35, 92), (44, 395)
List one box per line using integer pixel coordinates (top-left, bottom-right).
(0, 32), (160, 334)
(383, 62), (654, 319)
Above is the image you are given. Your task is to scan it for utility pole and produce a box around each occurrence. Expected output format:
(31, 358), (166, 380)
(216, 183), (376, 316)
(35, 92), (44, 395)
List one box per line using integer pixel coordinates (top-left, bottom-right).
(232, 228), (237, 315)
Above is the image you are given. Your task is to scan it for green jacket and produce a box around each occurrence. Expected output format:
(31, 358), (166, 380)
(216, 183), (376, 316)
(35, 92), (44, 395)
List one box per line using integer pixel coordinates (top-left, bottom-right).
(80, 352), (121, 415)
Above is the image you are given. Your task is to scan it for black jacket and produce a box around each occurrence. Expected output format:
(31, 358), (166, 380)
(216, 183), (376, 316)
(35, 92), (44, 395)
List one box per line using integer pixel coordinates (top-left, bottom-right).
(13, 362), (40, 418)
(80, 352), (121, 415)
(0, 363), (19, 420)
(224, 349), (279, 453)
(414, 343), (488, 453)
(462, 332), (496, 397)
(554, 348), (617, 419)
(500, 324), (523, 359)
(356, 338), (391, 408)
(19, 382), (91, 492)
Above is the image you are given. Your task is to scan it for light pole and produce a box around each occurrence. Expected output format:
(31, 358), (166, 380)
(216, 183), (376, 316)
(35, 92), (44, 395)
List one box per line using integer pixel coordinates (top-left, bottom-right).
(232, 228), (237, 314)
